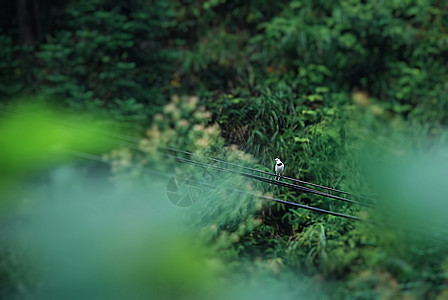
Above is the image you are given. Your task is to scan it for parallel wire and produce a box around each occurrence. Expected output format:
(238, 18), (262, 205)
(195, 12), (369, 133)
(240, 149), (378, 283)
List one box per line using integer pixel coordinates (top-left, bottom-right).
(24, 149), (448, 242)
(67, 149), (362, 221)
(0, 104), (369, 200)
(3, 106), (448, 242)
(0, 104), (373, 207)
(69, 146), (364, 214)
(164, 154), (374, 208)
(193, 179), (362, 221)
(164, 146), (370, 200)
(65, 149), (448, 241)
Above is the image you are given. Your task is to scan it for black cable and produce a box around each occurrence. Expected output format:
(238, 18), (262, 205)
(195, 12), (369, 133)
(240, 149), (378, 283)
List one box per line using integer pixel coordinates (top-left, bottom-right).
(192, 179), (362, 221)
(19, 134), (448, 243)
(0, 104), (371, 202)
(163, 146), (370, 200)
(67, 148), (363, 221)
(57, 150), (448, 243)
(4, 102), (448, 242)
(67, 149), (448, 242)
(165, 154), (374, 208)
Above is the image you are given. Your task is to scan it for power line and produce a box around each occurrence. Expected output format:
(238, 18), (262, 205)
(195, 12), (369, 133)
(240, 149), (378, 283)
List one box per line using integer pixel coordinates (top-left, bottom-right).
(165, 154), (374, 208)
(0, 104), (370, 200)
(163, 146), (370, 200)
(66, 148), (448, 243)
(52, 150), (448, 243)
(0, 104), (371, 203)
(192, 179), (362, 221)
(67, 148), (363, 221)
(3, 105), (448, 243)
(68, 150), (448, 243)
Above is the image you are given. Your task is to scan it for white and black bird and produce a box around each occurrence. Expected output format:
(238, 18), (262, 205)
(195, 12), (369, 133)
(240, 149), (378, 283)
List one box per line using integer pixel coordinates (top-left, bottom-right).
(274, 158), (284, 180)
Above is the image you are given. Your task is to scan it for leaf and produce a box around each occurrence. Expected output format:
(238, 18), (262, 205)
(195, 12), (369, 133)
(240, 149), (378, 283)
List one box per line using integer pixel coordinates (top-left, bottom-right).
(294, 137), (310, 143)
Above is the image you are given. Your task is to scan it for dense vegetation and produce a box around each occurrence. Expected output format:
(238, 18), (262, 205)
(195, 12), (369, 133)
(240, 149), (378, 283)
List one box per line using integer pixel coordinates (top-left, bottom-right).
(2, 0), (448, 298)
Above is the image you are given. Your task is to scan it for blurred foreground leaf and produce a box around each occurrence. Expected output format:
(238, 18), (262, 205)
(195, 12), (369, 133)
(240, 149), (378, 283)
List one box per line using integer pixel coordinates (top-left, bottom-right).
(0, 103), (113, 193)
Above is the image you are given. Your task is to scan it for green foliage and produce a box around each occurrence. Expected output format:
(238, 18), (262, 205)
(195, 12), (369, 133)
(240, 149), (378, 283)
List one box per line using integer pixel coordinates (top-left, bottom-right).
(3, 0), (448, 298)
(107, 95), (269, 252)
(1, 0), (182, 129)
(0, 35), (35, 96)
(0, 102), (114, 194)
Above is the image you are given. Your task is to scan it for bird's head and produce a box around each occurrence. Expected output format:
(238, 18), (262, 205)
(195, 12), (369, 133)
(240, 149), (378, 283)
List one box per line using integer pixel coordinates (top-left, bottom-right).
(274, 158), (281, 163)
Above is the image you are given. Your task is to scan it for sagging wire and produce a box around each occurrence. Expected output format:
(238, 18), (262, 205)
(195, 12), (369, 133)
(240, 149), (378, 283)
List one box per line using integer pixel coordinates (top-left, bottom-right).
(163, 146), (371, 200)
(0, 104), (370, 207)
(2, 105), (447, 242)
(66, 148), (362, 221)
(163, 153), (374, 208)
(66, 149), (448, 243)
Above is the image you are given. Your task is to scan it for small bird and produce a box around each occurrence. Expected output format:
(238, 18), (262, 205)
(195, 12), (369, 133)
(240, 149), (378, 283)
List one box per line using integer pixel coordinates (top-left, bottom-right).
(274, 158), (284, 180)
